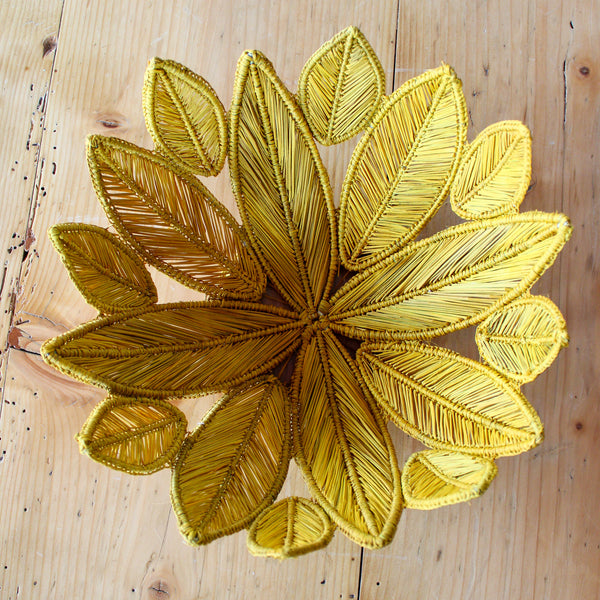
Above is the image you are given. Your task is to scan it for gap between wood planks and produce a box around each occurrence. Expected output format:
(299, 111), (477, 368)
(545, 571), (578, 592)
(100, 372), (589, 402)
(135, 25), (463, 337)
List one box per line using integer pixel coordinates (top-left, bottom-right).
(1, 0), (66, 412)
(357, 4), (401, 598)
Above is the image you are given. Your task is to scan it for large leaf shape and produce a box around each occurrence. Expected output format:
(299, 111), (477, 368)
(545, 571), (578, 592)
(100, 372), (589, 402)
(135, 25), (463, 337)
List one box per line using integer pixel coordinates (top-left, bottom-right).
(143, 58), (227, 176)
(329, 212), (572, 340)
(339, 64), (468, 270)
(297, 26), (385, 145)
(77, 395), (187, 474)
(247, 497), (335, 559)
(171, 377), (290, 545)
(451, 121), (532, 219)
(41, 301), (302, 397)
(293, 329), (402, 548)
(401, 450), (497, 510)
(229, 50), (337, 312)
(49, 223), (157, 313)
(476, 294), (568, 383)
(87, 135), (265, 300)
(357, 341), (544, 456)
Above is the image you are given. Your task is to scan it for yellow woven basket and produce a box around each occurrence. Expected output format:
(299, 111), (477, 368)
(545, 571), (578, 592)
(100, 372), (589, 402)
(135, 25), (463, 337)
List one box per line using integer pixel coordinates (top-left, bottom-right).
(41, 27), (571, 559)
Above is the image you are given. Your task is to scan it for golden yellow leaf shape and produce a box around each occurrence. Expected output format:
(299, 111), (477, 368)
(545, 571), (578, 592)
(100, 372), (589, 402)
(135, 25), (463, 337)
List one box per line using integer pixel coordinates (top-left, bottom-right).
(357, 341), (544, 457)
(329, 212), (572, 340)
(49, 223), (157, 314)
(229, 50), (337, 312)
(76, 395), (187, 474)
(476, 294), (569, 383)
(41, 301), (302, 398)
(401, 450), (497, 510)
(87, 135), (265, 300)
(339, 64), (468, 270)
(451, 121), (532, 219)
(171, 377), (290, 545)
(293, 330), (402, 548)
(247, 497), (335, 559)
(143, 58), (227, 176)
(297, 26), (385, 145)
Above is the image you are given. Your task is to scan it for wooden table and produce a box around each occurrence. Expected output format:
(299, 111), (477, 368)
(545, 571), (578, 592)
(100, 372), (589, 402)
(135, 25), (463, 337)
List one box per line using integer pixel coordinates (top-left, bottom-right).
(1, 1), (598, 598)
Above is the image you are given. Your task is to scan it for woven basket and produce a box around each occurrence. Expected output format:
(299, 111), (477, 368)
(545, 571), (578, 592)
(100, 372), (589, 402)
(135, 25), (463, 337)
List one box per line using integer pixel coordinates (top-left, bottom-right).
(41, 27), (570, 559)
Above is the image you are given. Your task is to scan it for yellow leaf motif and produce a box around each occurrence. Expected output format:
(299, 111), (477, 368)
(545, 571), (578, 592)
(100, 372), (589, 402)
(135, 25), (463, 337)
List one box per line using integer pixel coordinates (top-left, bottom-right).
(49, 223), (157, 313)
(229, 50), (337, 312)
(339, 64), (468, 270)
(41, 302), (302, 398)
(298, 26), (385, 145)
(476, 294), (569, 383)
(451, 121), (532, 219)
(357, 341), (544, 456)
(293, 330), (402, 548)
(87, 135), (265, 300)
(77, 395), (187, 474)
(143, 58), (227, 176)
(401, 450), (497, 510)
(247, 497), (335, 559)
(171, 377), (290, 545)
(330, 212), (572, 340)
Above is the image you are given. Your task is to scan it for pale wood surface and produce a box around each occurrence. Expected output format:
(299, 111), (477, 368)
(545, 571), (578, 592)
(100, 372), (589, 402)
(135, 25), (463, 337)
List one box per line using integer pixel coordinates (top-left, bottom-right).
(1, 1), (598, 599)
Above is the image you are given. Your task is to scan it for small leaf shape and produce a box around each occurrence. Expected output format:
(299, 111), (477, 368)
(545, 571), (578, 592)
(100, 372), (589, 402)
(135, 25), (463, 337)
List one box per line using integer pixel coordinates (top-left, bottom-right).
(476, 295), (569, 383)
(77, 395), (187, 474)
(401, 450), (497, 510)
(49, 223), (157, 313)
(451, 121), (532, 219)
(297, 26), (385, 145)
(247, 497), (335, 559)
(41, 301), (302, 397)
(229, 50), (337, 312)
(87, 135), (265, 300)
(339, 64), (468, 270)
(329, 212), (572, 340)
(357, 341), (544, 457)
(171, 377), (290, 545)
(143, 57), (227, 176)
(293, 330), (402, 548)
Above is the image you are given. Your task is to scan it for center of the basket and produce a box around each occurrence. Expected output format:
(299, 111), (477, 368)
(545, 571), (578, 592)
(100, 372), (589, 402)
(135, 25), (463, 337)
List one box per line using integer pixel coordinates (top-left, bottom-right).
(299, 301), (331, 338)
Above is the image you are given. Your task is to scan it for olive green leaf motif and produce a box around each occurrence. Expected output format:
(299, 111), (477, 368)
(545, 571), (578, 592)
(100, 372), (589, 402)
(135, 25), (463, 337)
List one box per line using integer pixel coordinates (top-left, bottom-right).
(247, 497), (335, 558)
(42, 27), (571, 558)
(77, 395), (187, 474)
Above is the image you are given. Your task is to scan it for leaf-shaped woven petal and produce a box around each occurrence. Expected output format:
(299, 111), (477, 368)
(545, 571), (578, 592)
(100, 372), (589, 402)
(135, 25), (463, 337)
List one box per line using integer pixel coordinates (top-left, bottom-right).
(143, 58), (227, 176)
(247, 497), (335, 559)
(297, 26), (385, 145)
(329, 212), (572, 341)
(77, 395), (187, 474)
(229, 50), (337, 312)
(171, 377), (290, 545)
(357, 341), (543, 456)
(41, 301), (302, 397)
(401, 450), (497, 510)
(49, 223), (157, 313)
(87, 135), (265, 300)
(451, 121), (532, 219)
(339, 64), (467, 270)
(476, 295), (568, 383)
(293, 330), (402, 548)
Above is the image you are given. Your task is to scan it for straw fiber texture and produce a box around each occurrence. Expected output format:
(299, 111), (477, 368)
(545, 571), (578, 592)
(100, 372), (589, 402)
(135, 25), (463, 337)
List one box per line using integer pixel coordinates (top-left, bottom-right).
(41, 26), (571, 557)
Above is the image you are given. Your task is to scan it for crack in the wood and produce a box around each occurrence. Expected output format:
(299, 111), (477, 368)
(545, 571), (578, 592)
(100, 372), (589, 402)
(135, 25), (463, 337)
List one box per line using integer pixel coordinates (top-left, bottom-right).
(391, 0), (401, 92)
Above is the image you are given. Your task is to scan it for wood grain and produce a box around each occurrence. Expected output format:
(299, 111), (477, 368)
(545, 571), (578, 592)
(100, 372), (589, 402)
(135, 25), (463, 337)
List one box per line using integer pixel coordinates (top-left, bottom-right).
(360, 2), (600, 599)
(1, 0), (598, 599)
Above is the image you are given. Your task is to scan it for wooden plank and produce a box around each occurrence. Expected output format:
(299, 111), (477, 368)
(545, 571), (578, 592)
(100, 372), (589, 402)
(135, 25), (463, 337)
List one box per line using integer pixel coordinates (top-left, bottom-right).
(0, 0), (64, 380)
(360, 1), (600, 599)
(1, 1), (400, 599)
